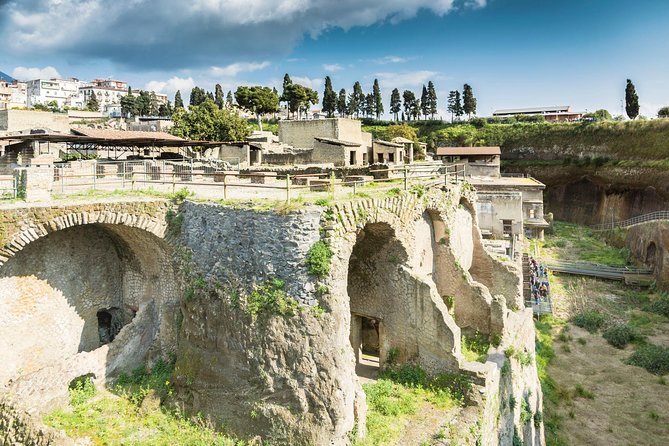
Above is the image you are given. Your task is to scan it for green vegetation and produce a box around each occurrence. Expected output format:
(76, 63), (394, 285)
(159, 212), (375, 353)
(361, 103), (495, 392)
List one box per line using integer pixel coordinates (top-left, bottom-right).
(357, 364), (470, 446)
(45, 357), (243, 445)
(643, 293), (669, 318)
(625, 344), (669, 376)
(571, 310), (607, 333)
(247, 278), (299, 320)
(573, 384), (595, 399)
(602, 324), (641, 349)
(461, 333), (491, 363)
(171, 99), (251, 142)
(306, 240), (332, 278)
(543, 222), (631, 267)
(520, 398), (533, 425)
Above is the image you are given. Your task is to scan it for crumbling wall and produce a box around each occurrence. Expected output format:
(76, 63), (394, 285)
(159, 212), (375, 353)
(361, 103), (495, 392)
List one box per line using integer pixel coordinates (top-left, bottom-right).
(625, 221), (669, 289)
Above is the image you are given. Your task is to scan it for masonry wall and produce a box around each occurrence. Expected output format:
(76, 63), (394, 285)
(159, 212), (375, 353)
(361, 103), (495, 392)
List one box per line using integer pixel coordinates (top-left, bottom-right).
(0, 110), (70, 133)
(278, 119), (338, 148)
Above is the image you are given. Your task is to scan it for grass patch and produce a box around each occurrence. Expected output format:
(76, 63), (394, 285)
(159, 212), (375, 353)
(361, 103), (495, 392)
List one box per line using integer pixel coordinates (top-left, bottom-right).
(461, 333), (491, 363)
(625, 344), (669, 376)
(573, 384), (595, 399)
(542, 221), (631, 267)
(357, 365), (470, 446)
(643, 293), (669, 318)
(44, 356), (242, 445)
(571, 310), (607, 333)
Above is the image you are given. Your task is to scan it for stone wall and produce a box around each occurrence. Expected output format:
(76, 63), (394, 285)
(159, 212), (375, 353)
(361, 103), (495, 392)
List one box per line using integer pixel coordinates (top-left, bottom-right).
(625, 221), (669, 289)
(0, 109), (70, 133)
(0, 199), (180, 413)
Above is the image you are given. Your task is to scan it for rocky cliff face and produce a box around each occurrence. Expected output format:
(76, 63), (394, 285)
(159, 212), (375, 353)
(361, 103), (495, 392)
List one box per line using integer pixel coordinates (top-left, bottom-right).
(504, 164), (669, 225)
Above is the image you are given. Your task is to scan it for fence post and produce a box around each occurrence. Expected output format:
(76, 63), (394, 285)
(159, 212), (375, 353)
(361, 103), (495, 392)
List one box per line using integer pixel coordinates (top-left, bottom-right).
(61, 166), (64, 193)
(93, 161), (97, 190)
(122, 162), (126, 189)
(403, 165), (408, 191)
(353, 181), (357, 196)
(330, 171), (336, 200)
(131, 171), (135, 190)
(223, 173), (228, 200)
(286, 174), (291, 203)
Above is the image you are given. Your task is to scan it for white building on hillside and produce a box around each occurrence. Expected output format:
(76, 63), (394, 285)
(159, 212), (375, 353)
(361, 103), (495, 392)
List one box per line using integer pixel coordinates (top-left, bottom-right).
(26, 78), (85, 109)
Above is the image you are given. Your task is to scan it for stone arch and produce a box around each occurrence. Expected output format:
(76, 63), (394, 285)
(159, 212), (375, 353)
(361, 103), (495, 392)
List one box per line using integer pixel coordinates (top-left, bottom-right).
(0, 209), (168, 268)
(0, 215), (179, 413)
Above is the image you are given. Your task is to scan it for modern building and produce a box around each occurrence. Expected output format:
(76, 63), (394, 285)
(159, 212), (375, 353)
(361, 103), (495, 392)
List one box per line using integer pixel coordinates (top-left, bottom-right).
(26, 78), (85, 109)
(79, 85), (126, 113)
(434, 146), (501, 177)
(492, 105), (585, 122)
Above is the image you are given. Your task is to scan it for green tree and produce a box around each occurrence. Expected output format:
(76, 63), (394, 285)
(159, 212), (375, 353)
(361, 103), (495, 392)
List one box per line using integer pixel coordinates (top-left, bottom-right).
(625, 79), (639, 120)
(350, 81), (364, 118)
(585, 109), (612, 121)
(280, 73), (293, 115)
(462, 84), (477, 118)
(658, 106), (669, 118)
(158, 102), (173, 117)
(447, 90), (463, 122)
(149, 92), (160, 116)
(189, 87), (206, 107)
(372, 78), (384, 119)
(234, 86), (279, 131)
(121, 94), (138, 117)
(427, 81), (438, 119)
(322, 76), (337, 117)
(86, 92), (100, 112)
(390, 88), (401, 121)
(214, 84), (224, 108)
(337, 88), (347, 117)
(420, 85), (429, 119)
(170, 99), (251, 142)
(136, 91), (151, 116)
(226, 90), (234, 107)
(174, 90), (184, 109)
(382, 123), (418, 142)
(402, 90), (416, 121)
(364, 93), (374, 118)
(283, 83), (318, 119)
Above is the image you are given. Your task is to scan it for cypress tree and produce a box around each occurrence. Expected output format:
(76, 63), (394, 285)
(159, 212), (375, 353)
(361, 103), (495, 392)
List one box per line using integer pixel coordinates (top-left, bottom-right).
(463, 84), (477, 118)
(174, 90), (184, 109)
(402, 90), (416, 121)
(352, 81), (364, 117)
(226, 90), (233, 106)
(322, 76), (337, 117)
(420, 85), (429, 119)
(214, 84), (224, 108)
(372, 78), (384, 119)
(87, 92), (100, 112)
(337, 88), (347, 117)
(390, 88), (401, 121)
(625, 79), (639, 120)
(427, 81), (438, 119)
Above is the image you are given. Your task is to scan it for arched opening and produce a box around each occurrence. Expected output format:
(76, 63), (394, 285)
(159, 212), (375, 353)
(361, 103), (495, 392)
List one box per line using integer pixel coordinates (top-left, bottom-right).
(348, 222), (407, 377)
(0, 222), (179, 410)
(646, 242), (657, 268)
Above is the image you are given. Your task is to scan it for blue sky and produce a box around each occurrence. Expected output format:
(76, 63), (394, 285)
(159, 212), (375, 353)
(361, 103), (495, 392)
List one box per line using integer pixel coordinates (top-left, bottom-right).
(1, 0), (667, 117)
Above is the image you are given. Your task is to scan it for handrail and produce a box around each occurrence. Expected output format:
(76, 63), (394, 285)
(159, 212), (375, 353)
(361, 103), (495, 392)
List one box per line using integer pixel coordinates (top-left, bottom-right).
(591, 211), (669, 231)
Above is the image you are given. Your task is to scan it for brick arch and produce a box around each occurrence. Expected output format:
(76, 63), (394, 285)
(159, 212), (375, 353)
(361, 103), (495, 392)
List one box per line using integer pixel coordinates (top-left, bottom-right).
(0, 209), (168, 268)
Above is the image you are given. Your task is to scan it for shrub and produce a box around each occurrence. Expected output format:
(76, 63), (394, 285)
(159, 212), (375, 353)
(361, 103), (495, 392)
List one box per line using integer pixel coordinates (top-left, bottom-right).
(168, 187), (193, 201)
(314, 198), (331, 206)
(534, 411), (543, 428)
(571, 310), (607, 333)
(626, 344), (669, 375)
(643, 294), (669, 318)
(461, 332), (491, 363)
(602, 324), (640, 349)
(68, 376), (96, 406)
(306, 240), (332, 278)
(520, 398), (532, 424)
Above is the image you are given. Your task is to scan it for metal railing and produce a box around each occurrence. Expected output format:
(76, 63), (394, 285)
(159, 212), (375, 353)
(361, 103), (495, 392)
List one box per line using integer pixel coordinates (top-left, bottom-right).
(545, 260), (653, 280)
(591, 211), (669, 231)
(50, 162), (467, 201)
(0, 175), (17, 200)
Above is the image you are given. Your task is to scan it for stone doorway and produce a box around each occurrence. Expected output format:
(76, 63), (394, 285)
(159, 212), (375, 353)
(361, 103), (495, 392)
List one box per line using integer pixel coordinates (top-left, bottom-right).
(350, 314), (381, 381)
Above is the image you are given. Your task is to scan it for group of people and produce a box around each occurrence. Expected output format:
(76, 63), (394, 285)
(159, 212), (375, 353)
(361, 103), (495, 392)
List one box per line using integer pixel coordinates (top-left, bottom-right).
(528, 257), (550, 305)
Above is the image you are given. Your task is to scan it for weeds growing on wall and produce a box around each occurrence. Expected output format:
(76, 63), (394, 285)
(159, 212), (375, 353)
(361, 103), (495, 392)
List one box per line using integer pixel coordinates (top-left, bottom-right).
(461, 333), (491, 363)
(247, 278), (299, 320)
(306, 240), (332, 278)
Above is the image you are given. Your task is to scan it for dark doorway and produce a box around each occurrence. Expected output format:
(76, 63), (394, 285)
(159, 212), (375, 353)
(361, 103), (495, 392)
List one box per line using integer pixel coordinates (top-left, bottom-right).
(96, 307), (125, 345)
(351, 314), (381, 380)
(646, 242), (657, 268)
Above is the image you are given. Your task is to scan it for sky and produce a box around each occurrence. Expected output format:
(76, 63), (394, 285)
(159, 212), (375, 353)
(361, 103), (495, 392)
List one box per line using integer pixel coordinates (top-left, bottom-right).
(0, 0), (668, 118)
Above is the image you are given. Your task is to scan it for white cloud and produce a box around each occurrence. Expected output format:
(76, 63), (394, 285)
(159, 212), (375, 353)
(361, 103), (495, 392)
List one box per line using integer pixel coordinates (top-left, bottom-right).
(292, 76), (323, 90)
(144, 76), (196, 98)
(209, 61), (271, 78)
(323, 63), (344, 72)
(0, 0), (485, 69)
(375, 70), (438, 88)
(374, 55), (409, 64)
(11, 65), (61, 80)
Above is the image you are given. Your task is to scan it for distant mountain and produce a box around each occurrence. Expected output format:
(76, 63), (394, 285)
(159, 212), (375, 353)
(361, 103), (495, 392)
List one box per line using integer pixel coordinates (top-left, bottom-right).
(0, 71), (16, 82)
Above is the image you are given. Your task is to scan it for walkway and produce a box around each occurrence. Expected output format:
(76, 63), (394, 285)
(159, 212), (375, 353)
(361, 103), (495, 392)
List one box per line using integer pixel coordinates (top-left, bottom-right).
(545, 260), (653, 285)
(523, 254), (553, 315)
(591, 211), (669, 231)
